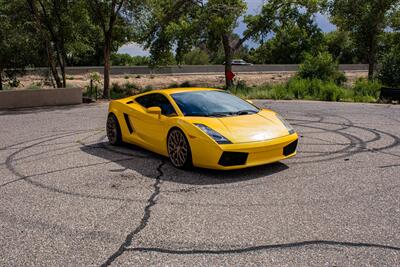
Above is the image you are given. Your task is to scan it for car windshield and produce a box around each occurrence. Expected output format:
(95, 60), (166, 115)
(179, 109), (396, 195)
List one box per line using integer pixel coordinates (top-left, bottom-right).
(171, 90), (259, 117)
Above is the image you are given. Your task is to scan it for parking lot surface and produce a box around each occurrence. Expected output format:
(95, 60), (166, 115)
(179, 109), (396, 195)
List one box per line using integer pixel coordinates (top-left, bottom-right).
(0, 100), (399, 266)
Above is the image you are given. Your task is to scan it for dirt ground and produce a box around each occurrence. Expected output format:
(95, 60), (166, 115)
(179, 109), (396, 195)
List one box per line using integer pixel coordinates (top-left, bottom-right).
(17, 71), (368, 90)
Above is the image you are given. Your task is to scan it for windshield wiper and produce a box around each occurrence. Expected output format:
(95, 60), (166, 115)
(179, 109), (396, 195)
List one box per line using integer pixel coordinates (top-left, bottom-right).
(185, 113), (230, 117)
(186, 112), (247, 117)
(208, 112), (233, 117)
(235, 110), (258, 115)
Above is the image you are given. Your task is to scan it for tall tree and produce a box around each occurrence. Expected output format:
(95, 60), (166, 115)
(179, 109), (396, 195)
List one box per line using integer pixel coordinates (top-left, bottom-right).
(27, 0), (64, 88)
(0, 0), (44, 90)
(251, 20), (324, 64)
(26, 0), (95, 88)
(139, 0), (322, 88)
(330, 0), (400, 79)
(324, 30), (358, 64)
(86, 0), (139, 99)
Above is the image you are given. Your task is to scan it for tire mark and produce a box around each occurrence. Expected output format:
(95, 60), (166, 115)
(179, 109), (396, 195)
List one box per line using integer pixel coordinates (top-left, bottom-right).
(290, 119), (400, 163)
(3, 131), (149, 203)
(127, 240), (400, 255)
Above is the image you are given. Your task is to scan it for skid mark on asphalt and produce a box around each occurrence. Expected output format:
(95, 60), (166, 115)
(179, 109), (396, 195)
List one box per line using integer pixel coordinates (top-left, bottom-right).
(1, 131), (151, 203)
(100, 160), (166, 267)
(126, 240), (400, 255)
(289, 115), (400, 164)
(2, 110), (400, 264)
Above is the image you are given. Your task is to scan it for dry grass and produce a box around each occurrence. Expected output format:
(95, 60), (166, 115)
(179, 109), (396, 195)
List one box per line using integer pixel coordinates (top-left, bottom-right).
(16, 71), (367, 90)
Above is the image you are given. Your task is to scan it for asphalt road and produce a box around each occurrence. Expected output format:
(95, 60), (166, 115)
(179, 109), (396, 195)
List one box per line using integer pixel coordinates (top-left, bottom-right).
(0, 100), (399, 266)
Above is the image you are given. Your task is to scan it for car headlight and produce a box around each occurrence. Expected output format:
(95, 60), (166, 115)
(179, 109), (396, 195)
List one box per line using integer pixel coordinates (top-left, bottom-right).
(276, 114), (295, 135)
(195, 123), (232, 144)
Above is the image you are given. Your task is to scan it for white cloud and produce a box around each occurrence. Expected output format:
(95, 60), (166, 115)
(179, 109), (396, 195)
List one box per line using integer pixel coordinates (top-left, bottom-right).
(117, 43), (149, 56)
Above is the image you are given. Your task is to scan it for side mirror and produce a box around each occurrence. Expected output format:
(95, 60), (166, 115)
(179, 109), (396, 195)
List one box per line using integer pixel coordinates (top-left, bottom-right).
(246, 99), (254, 104)
(147, 106), (162, 117)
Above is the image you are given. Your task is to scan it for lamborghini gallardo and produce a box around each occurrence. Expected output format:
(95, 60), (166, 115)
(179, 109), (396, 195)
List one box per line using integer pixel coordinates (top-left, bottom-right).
(106, 88), (298, 170)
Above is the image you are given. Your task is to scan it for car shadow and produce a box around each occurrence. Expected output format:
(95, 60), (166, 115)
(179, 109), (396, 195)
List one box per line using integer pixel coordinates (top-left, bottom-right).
(80, 141), (289, 185)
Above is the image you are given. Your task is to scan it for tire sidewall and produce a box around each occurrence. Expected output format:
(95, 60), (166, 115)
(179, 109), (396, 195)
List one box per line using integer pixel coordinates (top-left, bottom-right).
(167, 128), (192, 169)
(107, 113), (122, 145)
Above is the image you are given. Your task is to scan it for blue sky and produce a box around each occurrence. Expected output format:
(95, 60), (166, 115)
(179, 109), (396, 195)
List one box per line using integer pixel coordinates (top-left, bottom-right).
(118, 0), (335, 56)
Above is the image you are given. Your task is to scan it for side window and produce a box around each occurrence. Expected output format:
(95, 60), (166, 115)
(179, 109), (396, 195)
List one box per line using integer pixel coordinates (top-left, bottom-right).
(135, 94), (153, 108)
(152, 94), (176, 116)
(135, 93), (176, 116)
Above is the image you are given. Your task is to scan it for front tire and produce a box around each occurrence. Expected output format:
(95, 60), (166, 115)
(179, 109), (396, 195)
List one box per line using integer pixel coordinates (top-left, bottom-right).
(106, 113), (122, 146)
(167, 128), (192, 169)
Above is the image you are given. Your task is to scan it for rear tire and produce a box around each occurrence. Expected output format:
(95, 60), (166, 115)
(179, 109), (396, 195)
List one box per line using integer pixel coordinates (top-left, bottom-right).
(106, 113), (122, 146)
(167, 128), (192, 169)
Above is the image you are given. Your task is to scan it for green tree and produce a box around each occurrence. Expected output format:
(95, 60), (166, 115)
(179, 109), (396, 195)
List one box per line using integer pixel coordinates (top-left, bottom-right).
(207, 34), (252, 64)
(251, 20), (324, 64)
(378, 47), (400, 87)
(110, 53), (150, 66)
(0, 0), (44, 90)
(27, 0), (63, 88)
(298, 51), (346, 84)
(324, 30), (358, 64)
(139, 0), (323, 88)
(329, 0), (400, 80)
(86, 0), (143, 98)
(26, 0), (97, 88)
(183, 48), (210, 65)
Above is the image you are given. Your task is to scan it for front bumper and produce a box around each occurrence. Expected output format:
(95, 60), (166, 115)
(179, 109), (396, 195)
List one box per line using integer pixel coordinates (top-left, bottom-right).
(190, 133), (298, 170)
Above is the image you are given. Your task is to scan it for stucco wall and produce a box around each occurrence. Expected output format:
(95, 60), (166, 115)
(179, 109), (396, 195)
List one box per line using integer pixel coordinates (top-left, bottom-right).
(0, 88), (82, 109)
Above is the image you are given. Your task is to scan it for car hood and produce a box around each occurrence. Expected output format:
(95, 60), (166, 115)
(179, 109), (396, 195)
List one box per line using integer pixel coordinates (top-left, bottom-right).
(189, 109), (291, 144)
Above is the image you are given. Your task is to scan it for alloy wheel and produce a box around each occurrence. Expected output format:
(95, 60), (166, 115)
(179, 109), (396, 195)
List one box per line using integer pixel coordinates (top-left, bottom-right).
(168, 129), (189, 167)
(106, 115), (118, 144)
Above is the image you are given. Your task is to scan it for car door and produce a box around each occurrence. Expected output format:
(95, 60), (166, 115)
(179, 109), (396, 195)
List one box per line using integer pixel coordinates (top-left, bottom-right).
(132, 93), (177, 153)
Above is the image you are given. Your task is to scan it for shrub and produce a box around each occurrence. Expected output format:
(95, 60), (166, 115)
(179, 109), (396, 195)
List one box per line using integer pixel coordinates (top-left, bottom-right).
(352, 95), (376, 103)
(319, 82), (345, 101)
(378, 48), (400, 87)
(287, 78), (308, 99)
(6, 77), (21, 88)
(88, 72), (101, 83)
(111, 82), (141, 99)
(183, 48), (209, 65)
(270, 84), (294, 100)
(236, 80), (247, 90)
(27, 82), (41, 90)
(331, 71), (347, 85)
(298, 52), (346, 85)
(141, 85), (154, 93)
(228, 77), (382, 103)
(85, 72), (103, 98)
(179, 81), (193, 87)
(233, 78), (349, 101)
(167, 82), (179, 88)
(352, 78), (381, 99)
(111, 53), (149, 66)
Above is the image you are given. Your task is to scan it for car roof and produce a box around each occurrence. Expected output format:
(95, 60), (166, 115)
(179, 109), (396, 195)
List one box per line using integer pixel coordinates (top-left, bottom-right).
(114, 87), (223, 103)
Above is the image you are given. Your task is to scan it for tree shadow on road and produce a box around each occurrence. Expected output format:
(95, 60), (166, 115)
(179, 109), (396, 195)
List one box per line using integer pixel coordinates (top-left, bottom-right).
(80, 141), (289, 186)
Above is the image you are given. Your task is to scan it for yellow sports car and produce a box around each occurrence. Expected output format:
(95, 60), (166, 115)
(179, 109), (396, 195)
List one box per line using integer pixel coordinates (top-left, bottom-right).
(106, 88), (298, 170)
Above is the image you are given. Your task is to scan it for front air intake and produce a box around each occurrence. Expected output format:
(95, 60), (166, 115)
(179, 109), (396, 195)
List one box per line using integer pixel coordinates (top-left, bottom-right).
(218, 152), (248, 166)
(283, 139), (298, 156)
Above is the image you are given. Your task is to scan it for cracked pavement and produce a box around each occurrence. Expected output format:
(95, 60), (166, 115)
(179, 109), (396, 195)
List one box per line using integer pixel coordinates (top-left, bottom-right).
(0, 101), (399, 266)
